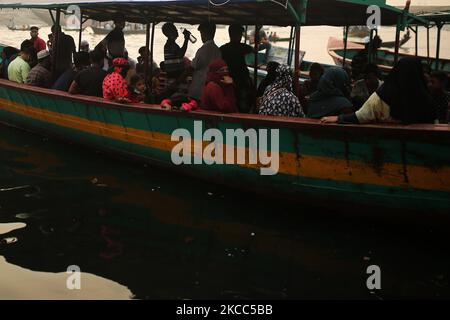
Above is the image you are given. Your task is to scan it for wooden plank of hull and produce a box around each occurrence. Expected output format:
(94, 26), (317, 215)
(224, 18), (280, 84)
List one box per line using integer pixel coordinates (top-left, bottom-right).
(0, 80), (449, 214)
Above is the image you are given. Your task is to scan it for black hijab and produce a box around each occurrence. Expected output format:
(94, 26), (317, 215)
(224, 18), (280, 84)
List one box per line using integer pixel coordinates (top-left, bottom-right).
(377, 57), (435, 124)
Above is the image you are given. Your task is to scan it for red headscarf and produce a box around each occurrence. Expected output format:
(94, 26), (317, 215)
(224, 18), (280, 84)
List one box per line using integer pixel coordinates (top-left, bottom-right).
(206, 59), (229, 85)
(112, 57), (129, 73)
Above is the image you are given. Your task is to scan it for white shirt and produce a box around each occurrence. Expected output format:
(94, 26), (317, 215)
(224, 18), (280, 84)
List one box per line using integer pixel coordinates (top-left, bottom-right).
(188, 40), (221, 100)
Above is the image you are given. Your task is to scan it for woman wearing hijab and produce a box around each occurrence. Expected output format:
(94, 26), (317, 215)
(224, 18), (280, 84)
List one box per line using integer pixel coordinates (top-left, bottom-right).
(102, 57), (132, 103)
(307, 67), (353, 119)
(258, 64), (304, 117)
(201, 59), (238, 113)
(321, 57), (436, 125)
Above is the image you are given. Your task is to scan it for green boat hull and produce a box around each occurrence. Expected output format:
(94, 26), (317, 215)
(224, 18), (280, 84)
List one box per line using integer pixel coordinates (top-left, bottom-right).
(0, 80), (449, 215)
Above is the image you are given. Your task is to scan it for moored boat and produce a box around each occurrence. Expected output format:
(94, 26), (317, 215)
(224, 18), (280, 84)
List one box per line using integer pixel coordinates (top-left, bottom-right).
(327, 36), (450, 75)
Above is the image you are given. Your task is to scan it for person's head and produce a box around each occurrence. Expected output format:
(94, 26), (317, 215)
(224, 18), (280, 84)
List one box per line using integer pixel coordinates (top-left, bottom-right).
(113, 57), (130, 78)
(130, 74), (146, 93)
(80, 40), (90, 52)
(20, 40), (33, 61)
(51, 25), (62, 34)
(271, 64), (294, 91)
(318, 67), (351, 97)
(309, 63), (324, 82)
(162, 22), (178, 40)
(74, 51), (90, 70)
(113, 15), (126, 30)
(198, 22), (216, 43)
(363, 63), (379, 78)
(228, 24), (244, 43)
(30, 26), (39, 39)
(428, 71), (449, 95)
(422, 63), (432, 83)
(37, 50), (51, 69)
(207, 59), (230, 84)
(90, 49), (105, 67)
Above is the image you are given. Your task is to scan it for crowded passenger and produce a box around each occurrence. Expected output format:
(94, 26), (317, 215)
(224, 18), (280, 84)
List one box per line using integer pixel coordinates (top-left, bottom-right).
(258, 64), (304, 117)
(302, 62), (325, 97)
(69, 49), (107, 97)
(321, 57), (436, 125)
(201, 59), (237, 113)
(26, 50), (52, 88)
(188, 22), (222, 101)
(428, 71), (450, 124)
(7, 40), (33, 84)
(80, 40), (90, 53)
(307, 67), (353, 119)
(257, 61), (279, 99)
(100, 15), (126, 59)
(351, 63), (383, 108)
(29, 26), (46, 52)
(351, 36), (382, 80)
(220, 24), (254, 113)
(51, 25), (76, 79)
(102, 58), (131, 103)
(161, 22), (190, 80)
(128, 74), (146, 103)
(53, 51), (90, 92)
(136, 46), (158, 75)
(0, 46), (19, 79)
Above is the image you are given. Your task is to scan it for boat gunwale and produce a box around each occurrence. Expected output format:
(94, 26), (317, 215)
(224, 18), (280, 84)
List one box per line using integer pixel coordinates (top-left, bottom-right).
(1, 79), (449, 139)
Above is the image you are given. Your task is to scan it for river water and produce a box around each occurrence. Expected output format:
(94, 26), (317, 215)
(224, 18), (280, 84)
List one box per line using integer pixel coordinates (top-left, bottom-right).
(1, 10), (450, 300)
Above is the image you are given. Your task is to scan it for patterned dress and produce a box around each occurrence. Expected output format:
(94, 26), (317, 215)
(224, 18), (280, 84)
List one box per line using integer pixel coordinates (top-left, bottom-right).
(103, 72), (130, 101)
(259, 64), (305, 117)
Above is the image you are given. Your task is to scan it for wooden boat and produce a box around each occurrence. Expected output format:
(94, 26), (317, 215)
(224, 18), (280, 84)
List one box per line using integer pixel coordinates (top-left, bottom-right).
(0, 0), (448, 215)
(352, 30), (412, 48)
(327, 36), (450, 75)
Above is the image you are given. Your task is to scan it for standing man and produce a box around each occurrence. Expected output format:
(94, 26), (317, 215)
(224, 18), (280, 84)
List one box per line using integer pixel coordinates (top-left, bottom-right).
(7, 41), (33, 84)
(220, 24), (254, 113)
(51, 25), (76, 80)
(30, 26), (46, 52)
(188, 22), (221, 101)
(100, 15), (126, 59)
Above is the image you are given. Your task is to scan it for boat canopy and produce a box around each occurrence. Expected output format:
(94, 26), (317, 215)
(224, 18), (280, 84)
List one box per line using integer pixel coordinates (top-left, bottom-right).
(419, 10), (450, 25)
(0, 0), (428, 27)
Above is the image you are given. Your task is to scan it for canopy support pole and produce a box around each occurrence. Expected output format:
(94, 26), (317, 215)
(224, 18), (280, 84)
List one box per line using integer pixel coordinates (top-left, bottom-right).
(368, 28), (375, 64)
(435, 22), (443, 71)
(48, 9), (55, 25)
(293, 24), (301, 98)
(144, 22), (151, 95)
(394, 18), (401, 64)
(244, 25), (248, 45)
(427, 26), (430, 64)
(414, 25), (418, 56)
(78, 13), (84, 51)
(150, 22), (156, 100)
(287, 26), (294, 67)
(253, 24), (260, 99)
(343, 25), (349, 67)
(51, 8), (61, 82)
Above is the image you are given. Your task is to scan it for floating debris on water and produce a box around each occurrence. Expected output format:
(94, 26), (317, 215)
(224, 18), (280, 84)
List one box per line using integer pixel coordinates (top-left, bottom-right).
(1, 237), (18, 245)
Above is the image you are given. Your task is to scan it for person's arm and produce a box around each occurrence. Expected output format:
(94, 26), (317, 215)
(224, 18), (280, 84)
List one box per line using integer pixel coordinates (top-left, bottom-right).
(178, 33), (189, 57)
(68, 80), (78, 94)
(207, 82), (237, 113)
(191, 47), (205, 71)
(21, 64), (30, 84)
